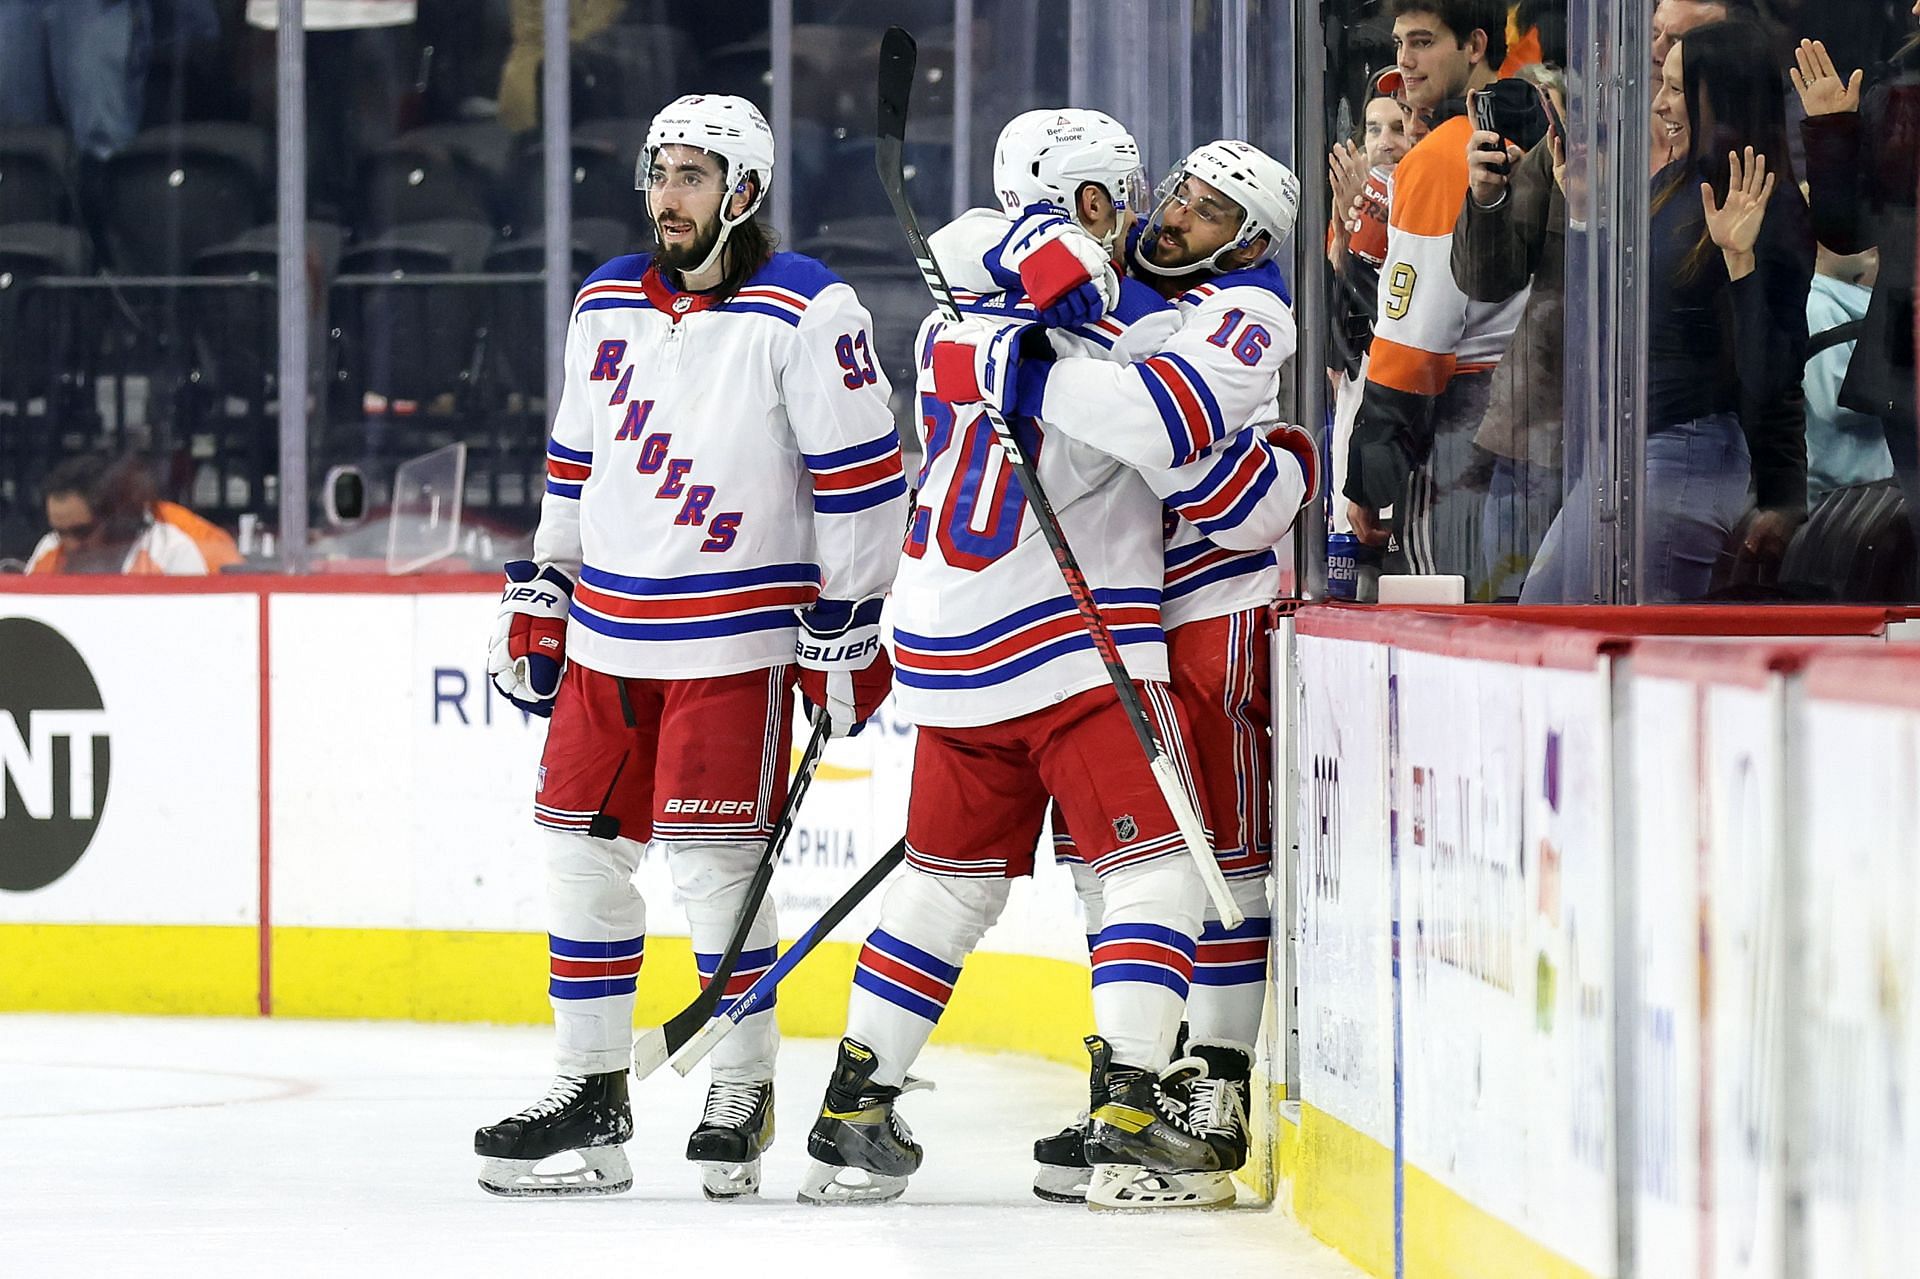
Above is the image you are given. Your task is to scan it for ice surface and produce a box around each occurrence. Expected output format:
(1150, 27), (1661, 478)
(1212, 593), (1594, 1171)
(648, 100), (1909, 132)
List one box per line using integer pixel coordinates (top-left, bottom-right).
(0, 1017), (1362, 1278)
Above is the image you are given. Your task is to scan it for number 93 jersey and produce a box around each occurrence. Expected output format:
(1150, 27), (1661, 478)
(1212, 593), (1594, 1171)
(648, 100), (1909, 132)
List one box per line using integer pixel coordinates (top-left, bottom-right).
(532, 252), (908, 680)
(890, 279), (1185, 729)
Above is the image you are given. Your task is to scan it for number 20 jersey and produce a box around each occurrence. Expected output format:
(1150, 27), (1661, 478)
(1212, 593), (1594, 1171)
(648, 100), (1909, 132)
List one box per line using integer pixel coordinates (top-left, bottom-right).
(890, 282), (1187, 729)
(532, 252), (908, 680)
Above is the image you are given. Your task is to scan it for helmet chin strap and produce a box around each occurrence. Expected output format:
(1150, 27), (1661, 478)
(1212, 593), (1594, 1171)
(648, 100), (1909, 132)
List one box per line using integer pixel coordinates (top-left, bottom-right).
(1129, 226), (1244, 278)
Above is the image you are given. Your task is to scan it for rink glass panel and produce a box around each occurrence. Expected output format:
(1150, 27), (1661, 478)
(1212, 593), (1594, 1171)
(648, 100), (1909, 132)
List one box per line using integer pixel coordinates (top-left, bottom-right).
(0, 9), (282, 565)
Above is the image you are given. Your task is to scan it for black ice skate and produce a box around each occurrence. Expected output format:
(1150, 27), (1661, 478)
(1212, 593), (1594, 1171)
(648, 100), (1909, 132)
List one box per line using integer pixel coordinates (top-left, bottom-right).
(1186, 1039), (1253, 1174)
(1032, 1022), (1186, 1203)
(474, 1071), (633, 1197)
(1082, 1035), (1233, 1210)
(686, 1080), (774, 1199)
(797, 1037), (928, 1205)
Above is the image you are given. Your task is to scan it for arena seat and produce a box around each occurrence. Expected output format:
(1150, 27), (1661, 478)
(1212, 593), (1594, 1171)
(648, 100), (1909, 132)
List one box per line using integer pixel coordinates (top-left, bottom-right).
(0, 125), (71, 226)
(98, 124), (272, 275)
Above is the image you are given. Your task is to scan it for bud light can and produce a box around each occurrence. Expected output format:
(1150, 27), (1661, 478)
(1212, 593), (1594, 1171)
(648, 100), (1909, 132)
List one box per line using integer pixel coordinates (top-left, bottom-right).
(1327, 533), (1361, 601)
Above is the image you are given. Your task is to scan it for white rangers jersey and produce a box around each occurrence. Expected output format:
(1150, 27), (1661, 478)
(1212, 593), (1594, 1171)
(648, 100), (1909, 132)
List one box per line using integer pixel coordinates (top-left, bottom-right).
(533, 252), (908, 680)
(891, 238), (1187, 726)
(1044, 258), (1304, 628)
(926, 211), (1310, 634)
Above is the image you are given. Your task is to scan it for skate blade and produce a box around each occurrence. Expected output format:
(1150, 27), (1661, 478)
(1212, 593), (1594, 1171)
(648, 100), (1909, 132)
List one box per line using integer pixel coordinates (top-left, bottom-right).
(1085, 1164), (1235, 1211)
(796, 1158), (908, 1205)
(477, 1148), (633, 1198)
(698, 1157), (762, 1200)
(1032, 1163), (1091, 1204)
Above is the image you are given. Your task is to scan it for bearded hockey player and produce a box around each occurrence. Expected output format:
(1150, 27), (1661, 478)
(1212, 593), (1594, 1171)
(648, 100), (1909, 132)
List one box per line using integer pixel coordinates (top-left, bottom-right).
(924, 128), (1310, 1207)
(474, 93), (905, 1200)
(794, 111), (1308, 1211)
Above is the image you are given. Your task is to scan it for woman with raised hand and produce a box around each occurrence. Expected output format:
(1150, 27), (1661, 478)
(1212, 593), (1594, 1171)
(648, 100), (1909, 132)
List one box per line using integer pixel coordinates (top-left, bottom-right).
(1522, 19), (1815, 603)
(1793, 14), (1920, 596)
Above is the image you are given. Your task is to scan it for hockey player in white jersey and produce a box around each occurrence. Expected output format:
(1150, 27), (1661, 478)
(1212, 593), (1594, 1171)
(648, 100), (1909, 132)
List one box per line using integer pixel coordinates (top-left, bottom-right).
(795, 110), (1307, 1210)
(473, 94), (906, 1200)
(923, 128), (1310, 1206)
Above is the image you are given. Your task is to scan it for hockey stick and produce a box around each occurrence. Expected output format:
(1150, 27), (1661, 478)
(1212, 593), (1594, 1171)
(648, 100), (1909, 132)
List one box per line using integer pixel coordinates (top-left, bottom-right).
(874, 25), (1240, 929)
(668, 837), (908, 1075)
(632, 710), (833, 1079)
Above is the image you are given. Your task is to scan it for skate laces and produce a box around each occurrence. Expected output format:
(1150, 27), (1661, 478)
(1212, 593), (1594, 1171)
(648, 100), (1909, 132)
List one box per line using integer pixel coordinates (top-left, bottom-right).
(511, 1074), (586, 1122)
(1188, 1072), (1248, 1135)
(701, 1081), (766, 1130)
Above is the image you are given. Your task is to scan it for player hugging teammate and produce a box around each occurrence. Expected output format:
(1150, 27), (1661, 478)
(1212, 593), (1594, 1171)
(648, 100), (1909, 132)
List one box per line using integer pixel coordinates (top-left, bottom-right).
(797, 111), (1314, 1210)
(474, 90), (1314, 1212)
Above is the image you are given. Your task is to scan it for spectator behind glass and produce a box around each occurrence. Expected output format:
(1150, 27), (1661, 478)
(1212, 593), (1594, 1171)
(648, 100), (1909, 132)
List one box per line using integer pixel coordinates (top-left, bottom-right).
(1453, 64), (1568, 600)
(1524, 20), (1815, 603)
(245, 1), (420, 226)
(1793, 12), (1920, 596)
(0, 0), (150, 160)
(1343, 0), (1519, 599)
(1651, 0), (1734, 172)
(1327, 72), (1415, 533)
(1802, 227), (1893, 500)
(498, 0), (628, 133)
(25, 453), (239, 576)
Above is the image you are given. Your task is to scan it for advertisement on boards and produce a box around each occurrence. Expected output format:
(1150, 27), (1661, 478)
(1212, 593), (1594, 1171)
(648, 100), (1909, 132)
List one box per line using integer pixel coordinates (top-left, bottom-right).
(1798, 695), (1919, 1279)
(0, 596), (259, 926)
(1519, 663), (1615, 1274)
(1396, 651), (1532, 1235)
(1702, 681), (1788, 1279)
(1294, 634), (1392, 1144)
(267, 593), (1087, 957)
(1627, 672), (1704, 1276)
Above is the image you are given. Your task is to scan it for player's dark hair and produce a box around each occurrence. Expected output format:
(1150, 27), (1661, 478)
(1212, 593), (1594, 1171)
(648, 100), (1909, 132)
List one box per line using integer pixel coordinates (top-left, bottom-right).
(713, 210), (779, 302)
(1390, 0), (1509, 71)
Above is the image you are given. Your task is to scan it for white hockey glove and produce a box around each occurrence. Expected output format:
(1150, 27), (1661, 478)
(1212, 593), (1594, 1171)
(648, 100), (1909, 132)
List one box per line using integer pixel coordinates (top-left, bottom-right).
(929, 317), (1052, 420)
(488, 560), (574, 718)
(984, 205), (1121, 329)
(795, 596), (892, 738)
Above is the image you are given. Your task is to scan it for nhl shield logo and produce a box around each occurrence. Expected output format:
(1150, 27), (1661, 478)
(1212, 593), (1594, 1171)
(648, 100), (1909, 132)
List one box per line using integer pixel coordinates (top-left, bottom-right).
(672, 295), (693, 314)
(1112, 814), (1138, 842)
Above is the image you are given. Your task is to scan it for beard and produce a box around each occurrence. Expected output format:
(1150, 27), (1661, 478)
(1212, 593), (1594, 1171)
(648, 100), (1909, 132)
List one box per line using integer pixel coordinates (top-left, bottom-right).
(653, 214), (724, 274)
(1144, 224), (1202, 271)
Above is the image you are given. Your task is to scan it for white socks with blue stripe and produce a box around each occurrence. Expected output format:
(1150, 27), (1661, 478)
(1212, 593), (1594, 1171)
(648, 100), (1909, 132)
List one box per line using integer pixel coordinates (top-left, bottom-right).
(668, 841), (782, 1083)
(545, 828), (648, 1076)
(1187, 876), (1272, 1044)
(1089, 857), (1206, 1070)
(846, 871), (1011, 1087)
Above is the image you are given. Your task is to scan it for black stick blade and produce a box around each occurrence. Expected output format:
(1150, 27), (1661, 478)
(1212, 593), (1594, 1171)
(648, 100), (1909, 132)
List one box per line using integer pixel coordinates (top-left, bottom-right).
(877, 26), (917, 150)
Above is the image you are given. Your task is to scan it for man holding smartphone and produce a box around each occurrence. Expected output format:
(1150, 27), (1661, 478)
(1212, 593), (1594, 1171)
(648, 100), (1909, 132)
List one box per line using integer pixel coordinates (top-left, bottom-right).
(1455, 66), (1570, 600)
(1342, 0), (1525, 597)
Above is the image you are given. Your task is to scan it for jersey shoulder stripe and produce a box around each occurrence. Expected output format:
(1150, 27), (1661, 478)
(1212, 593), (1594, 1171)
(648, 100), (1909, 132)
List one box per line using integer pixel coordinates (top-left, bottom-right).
(718, 283), (812, 326)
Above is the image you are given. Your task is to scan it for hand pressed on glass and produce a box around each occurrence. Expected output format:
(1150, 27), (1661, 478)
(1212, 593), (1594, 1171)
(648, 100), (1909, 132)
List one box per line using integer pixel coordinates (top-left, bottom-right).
(1789, 39), (1863, 119)
(1700, 146), (1775, 280)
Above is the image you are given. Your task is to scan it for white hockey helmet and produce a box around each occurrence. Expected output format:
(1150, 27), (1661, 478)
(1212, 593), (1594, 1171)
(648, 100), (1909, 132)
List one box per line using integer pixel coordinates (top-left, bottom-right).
(992, 108), (1148, 247)
(639, 94), (776, 275)
(1134, 139), (1301, 277)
